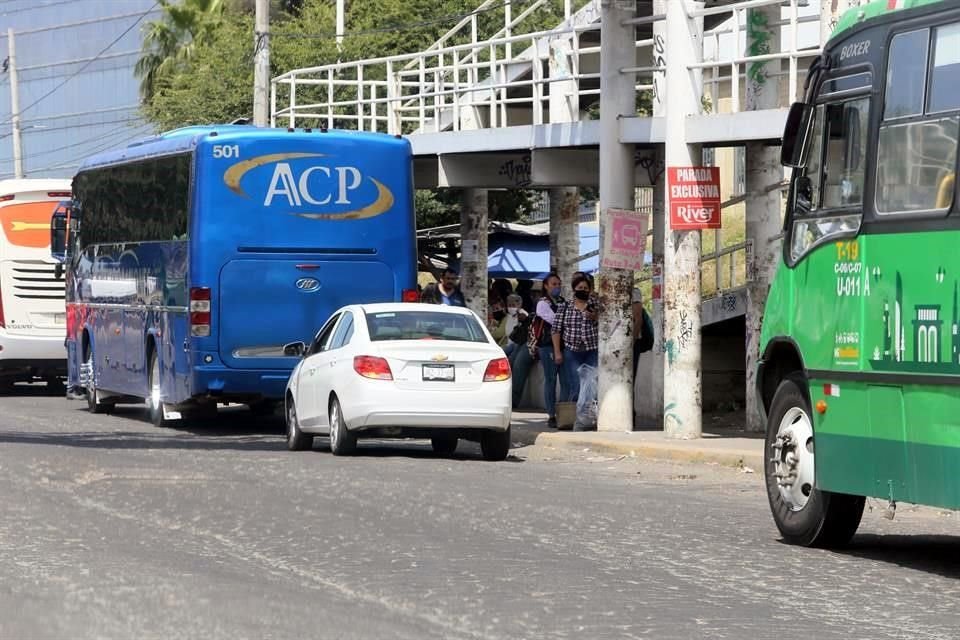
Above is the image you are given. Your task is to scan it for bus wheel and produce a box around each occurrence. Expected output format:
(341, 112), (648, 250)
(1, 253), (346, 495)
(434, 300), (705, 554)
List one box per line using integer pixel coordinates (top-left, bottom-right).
(148, 351), (174, 428)
(765, 375), (864, 548)
(85, 354), (111, 414)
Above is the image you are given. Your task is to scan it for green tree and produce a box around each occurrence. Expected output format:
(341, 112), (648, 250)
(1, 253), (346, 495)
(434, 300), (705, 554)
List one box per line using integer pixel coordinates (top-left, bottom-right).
(135, 0), (227, 101)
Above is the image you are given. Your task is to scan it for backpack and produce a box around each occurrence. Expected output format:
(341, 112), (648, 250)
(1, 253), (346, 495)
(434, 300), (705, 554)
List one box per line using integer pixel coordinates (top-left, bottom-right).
(636, 308), (655, 354)
(509, 313), (532, 345)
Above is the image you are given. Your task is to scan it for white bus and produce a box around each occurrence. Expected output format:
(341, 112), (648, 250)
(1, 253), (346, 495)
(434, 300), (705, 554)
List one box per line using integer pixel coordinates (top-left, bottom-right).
(0, 179), (73, 391)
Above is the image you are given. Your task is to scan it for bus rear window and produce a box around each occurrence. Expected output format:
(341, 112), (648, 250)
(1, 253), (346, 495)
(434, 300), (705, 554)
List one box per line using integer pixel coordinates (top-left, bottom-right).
(366, 311), (488, 343)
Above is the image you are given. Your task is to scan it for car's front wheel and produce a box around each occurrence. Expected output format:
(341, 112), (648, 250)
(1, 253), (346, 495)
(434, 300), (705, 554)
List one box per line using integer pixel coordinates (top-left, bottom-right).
(480, 427), (511, 461)
(765, 375), (864, 547)
(328, 396), (357, 456)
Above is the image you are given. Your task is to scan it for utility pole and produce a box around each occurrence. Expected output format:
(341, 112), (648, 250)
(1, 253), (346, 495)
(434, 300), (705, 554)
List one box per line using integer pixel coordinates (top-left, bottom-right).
(7, 28), (24, 179)
(460, 188), (489, 322)
(662, 1), (704, 439)
(336, 0), (345, 53)
(596, 0), (637, 432)
(253, 0), (270, 127)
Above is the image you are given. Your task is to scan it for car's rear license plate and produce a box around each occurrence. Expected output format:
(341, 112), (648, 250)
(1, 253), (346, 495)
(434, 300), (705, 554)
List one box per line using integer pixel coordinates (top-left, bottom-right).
(422, 364), (455, 381)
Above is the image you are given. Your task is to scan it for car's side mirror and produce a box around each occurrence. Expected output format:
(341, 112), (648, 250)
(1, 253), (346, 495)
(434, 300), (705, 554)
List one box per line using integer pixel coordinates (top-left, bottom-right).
(283, 341), (306, 357)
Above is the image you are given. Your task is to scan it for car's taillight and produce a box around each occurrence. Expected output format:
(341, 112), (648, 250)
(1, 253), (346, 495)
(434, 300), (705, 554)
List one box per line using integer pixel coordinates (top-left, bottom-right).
(401, 288), (419, 303)
(483, 357), (511, 382)
(353, 355), (393, 380)
(189, 287), (211, 337)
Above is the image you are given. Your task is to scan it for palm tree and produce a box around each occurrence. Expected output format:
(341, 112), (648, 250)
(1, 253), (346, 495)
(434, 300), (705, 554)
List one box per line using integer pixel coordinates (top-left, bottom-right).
(136, 0), (226, 101)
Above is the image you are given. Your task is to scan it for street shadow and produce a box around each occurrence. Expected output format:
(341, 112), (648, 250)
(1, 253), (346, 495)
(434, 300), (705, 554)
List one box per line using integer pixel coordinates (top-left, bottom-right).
(836, 534), (960, 580)
(67, 403), (286, 438)
(0, 428), (286, 452)
(311, 439), (525, 463)
(0, 382), (66, 398)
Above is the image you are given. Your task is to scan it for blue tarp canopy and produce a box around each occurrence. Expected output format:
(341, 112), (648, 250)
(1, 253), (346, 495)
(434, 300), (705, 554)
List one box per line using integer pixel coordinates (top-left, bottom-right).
(486, 223), (600, 280)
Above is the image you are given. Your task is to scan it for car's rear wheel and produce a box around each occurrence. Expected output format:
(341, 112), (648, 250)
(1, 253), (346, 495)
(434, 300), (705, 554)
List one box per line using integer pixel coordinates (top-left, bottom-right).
(286, 396), (312, 451)
(480, 427), (511, 461)
(328, 396), (356, 456)
(430, 434), (458, 456)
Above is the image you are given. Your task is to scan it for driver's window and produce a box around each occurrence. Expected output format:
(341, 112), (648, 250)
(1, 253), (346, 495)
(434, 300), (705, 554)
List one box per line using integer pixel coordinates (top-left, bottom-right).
(308, 314), (341, 356)
(823, 98), (869, 208)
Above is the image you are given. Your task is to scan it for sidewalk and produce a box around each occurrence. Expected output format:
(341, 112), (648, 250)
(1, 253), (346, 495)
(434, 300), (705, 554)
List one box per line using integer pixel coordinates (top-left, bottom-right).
(511, 411), (765, 469)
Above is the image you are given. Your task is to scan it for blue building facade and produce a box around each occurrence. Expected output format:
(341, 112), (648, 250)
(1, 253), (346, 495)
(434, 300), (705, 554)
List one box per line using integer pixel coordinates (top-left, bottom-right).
(0, 0), (160, 180)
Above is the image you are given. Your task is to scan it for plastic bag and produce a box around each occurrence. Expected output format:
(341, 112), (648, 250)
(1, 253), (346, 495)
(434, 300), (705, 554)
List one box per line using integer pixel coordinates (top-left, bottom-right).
(575, 363), (598, 431)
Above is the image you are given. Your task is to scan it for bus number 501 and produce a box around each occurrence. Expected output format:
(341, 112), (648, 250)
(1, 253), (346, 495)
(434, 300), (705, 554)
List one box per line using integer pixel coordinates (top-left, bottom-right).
(212, 145), (240, 159)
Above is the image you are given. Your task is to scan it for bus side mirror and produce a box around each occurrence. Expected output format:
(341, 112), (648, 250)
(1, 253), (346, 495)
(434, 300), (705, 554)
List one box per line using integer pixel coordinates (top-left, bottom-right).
(50, 210), (68, 263)
(781, 102), (814, 168)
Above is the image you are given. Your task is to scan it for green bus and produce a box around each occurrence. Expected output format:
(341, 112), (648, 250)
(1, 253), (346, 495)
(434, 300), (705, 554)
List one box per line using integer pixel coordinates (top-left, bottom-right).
(758, 0), (960, 547)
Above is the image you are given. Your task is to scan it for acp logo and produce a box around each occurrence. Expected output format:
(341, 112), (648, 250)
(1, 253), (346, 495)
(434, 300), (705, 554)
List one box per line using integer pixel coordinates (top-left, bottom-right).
(223, 152), (394, 220)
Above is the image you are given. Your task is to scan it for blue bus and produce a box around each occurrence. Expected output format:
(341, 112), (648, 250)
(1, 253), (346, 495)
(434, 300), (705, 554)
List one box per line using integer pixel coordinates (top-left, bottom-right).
(52, 125), (417, 426)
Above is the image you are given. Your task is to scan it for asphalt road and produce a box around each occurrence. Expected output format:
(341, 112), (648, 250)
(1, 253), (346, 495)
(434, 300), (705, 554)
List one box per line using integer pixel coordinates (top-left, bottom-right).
(0, 386), (957, 640)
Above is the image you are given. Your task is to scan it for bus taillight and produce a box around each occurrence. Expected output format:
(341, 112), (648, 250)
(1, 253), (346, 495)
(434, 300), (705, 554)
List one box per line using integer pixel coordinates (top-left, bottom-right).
(401, 288), (419, 303)
(47, 191), (72, 198)
(189, 287), (211, 337)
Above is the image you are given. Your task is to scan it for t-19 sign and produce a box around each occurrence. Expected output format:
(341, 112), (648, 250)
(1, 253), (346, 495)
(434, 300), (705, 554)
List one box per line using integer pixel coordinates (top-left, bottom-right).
(668, 166), (721, 230)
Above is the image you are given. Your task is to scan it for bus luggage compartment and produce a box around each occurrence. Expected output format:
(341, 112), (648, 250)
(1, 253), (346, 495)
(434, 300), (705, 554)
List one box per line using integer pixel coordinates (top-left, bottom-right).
(217, 257), (395, 370)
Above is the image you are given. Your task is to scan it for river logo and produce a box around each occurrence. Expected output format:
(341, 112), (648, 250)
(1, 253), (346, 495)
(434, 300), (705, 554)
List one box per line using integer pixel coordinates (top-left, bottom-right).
(223, 152), (394, 220)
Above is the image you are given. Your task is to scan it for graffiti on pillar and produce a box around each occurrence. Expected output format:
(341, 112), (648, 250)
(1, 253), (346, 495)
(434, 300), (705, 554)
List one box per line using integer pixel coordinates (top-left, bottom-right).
(498, 155), (532, 187)
(678, 309), (693, 352)
(746, 10), (772, 94)
(651, 34), (666, 111)
(635, 152), (665, 186)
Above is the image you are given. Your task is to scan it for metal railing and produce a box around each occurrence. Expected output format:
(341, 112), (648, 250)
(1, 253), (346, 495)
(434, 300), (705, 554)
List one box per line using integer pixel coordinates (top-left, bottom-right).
(272, 0), (821, 135)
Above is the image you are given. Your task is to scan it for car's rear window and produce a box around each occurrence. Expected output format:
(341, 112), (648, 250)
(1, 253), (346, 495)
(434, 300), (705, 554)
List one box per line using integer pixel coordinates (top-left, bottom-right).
(365, 310), (489, 343)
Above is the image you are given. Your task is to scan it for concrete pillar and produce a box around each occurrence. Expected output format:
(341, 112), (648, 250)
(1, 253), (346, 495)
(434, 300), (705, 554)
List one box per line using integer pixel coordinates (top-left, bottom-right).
(596, 0), (637, 432)
(549, 187), (579, 290)
(662, 0), (704, 439)
(548, 29), (581, 293)
(640, 0), (668, 428)
(744, 4), (783, 432)
(460, 188), (489, 320)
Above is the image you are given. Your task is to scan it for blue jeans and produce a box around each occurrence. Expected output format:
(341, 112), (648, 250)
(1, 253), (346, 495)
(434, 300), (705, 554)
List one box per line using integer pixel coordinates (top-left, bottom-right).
(538, 345), (569, 418)
(508, 343), (533, 407)
(563, 348), (598, 402)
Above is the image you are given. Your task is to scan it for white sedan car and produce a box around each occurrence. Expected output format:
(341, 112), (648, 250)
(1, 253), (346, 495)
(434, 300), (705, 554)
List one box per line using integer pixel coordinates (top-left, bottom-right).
(283, 303), (513, 460)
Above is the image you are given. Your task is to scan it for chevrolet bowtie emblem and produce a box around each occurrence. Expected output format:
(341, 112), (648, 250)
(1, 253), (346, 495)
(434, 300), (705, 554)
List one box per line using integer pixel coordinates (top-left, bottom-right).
(432, 354), (448, 362)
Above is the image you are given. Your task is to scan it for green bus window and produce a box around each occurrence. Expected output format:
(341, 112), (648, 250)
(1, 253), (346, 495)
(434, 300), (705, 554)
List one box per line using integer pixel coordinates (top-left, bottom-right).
(884, 29), (929, 119)
(794, 105), (825, 215)
(928, 22), (960, 114)
(876, 116), (960, 213)
(822, 97), (870, 209)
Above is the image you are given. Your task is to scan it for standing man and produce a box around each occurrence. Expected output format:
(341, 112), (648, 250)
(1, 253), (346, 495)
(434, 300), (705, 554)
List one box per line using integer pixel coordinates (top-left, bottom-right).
(419, 267), (466, 306)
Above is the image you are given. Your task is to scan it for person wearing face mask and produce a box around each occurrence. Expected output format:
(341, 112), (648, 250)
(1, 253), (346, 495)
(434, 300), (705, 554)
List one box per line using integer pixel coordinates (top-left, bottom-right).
(501, 294), (529, 353)
(488, 299), (509, 345)
(529, 272), (569, 428)
(551, 274), (599, 404)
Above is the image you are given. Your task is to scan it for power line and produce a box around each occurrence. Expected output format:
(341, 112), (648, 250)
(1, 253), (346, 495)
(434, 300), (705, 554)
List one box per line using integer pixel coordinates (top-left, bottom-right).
(0, 2), (160, 129)
(0, 125), (153, 178)
(0, 120), (151, 165)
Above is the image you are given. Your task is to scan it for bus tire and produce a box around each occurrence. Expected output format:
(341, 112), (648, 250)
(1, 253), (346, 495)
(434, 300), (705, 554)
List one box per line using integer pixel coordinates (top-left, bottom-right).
(285, 396), (312, 452)
(85, 350), (111, 415)
(765, 374), (864, 548)
(328, 396), (356, 456)
(147, 350), (173, 428)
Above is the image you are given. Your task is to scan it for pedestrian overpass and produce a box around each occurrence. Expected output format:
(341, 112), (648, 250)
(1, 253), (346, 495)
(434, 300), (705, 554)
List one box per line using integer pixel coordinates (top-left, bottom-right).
(271, 0), (823, 430)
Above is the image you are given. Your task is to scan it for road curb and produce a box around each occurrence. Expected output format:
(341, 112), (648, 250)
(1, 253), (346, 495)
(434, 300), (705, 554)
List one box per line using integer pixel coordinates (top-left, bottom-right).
(533, 431), (763, 469)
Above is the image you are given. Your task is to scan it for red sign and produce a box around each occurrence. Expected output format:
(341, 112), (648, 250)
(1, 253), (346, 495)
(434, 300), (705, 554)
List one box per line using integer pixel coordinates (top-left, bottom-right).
(601, 208), (648, 271)
(668, 166), (721, 230)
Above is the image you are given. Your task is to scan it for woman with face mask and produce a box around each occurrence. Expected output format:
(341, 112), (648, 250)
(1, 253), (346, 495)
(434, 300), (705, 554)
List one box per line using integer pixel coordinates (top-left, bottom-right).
(551, 274), (599, 406)
(530, 272), (569, 428)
